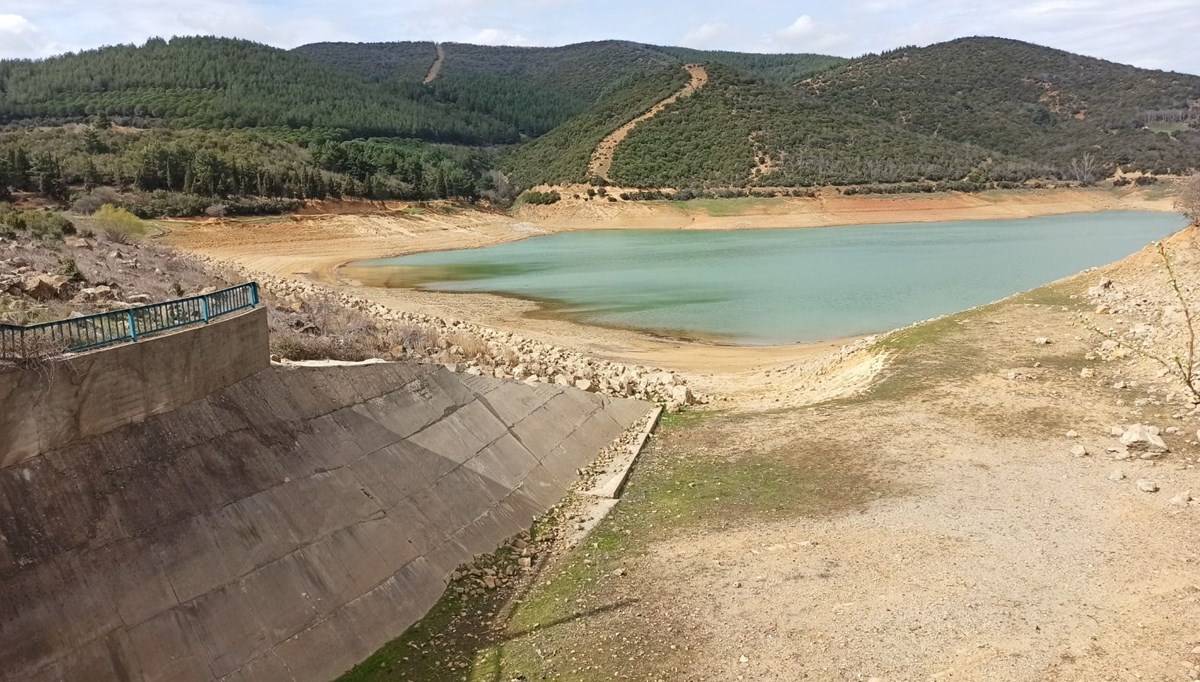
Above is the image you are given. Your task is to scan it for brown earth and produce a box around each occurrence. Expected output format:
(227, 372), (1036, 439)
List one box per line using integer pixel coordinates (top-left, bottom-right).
(423, 43), (445, 84)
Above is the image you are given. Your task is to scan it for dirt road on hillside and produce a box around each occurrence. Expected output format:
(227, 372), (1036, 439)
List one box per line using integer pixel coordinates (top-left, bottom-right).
(423, 43), (445, 84)
(588, 64), (708, 181)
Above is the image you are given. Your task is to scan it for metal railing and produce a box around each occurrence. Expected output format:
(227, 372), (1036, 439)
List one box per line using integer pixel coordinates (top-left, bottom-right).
(0, 282), (259, 361)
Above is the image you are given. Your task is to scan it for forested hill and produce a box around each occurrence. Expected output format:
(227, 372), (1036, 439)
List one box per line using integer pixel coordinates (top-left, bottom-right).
(0, 36), (517, 143)
(0, 34), (1196, 216)
(800, 37), (1200, 174)
(506, 63), (1046, 189)
(292, 40), (843, 135)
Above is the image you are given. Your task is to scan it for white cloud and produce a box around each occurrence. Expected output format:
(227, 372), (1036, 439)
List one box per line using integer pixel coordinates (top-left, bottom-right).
(465, 27), (538, 46)
(774, 14), (850, 51)
(682, 22), (730, 48)
(0, 13), (54, 58)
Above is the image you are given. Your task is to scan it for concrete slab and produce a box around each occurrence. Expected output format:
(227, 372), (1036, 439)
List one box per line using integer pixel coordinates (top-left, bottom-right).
(0, 350), (651, 682)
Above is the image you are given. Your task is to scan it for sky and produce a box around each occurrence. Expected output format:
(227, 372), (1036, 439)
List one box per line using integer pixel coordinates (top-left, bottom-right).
(1, 0), (1198, 74)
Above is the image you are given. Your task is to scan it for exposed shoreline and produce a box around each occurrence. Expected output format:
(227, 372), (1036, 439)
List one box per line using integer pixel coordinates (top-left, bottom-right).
(162, 186), (1178, 383)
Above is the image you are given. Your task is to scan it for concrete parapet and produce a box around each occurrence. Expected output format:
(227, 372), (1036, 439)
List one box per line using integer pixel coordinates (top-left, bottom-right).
(0, 306), (269, 469)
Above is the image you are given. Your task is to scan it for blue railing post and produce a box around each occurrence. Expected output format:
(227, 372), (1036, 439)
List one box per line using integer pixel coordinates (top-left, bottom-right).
(201, 297), (210, 323)
(127, 310), (138, 342)
(250, 282), (260, 307)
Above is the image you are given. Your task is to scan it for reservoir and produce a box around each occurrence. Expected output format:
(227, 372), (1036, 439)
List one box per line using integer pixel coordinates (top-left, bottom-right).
(348, 211), (1189, 344)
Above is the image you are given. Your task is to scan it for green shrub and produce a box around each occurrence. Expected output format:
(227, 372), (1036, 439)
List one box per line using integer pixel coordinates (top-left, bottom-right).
(91, 204), (148, 241)
(58, 256), (82, 281)
(521, 190), (561, 205)
(24, 211), (76, 239)
(71, 187), (123, 215)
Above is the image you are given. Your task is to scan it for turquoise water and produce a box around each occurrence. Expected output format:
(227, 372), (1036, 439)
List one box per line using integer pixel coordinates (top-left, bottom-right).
(353, 211), (1189, 344)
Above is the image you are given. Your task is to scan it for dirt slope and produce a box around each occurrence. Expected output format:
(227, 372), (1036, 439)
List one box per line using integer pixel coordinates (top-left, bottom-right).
(587, 64), (708, 181)
(423, 43), (445, 84)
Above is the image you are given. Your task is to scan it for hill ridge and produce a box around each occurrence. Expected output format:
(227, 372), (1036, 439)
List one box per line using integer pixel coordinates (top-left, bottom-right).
(0, 35), (1197, 211)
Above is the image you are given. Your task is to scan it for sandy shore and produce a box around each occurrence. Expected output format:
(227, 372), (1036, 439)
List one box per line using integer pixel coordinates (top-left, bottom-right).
(162, 186), (1177, 381)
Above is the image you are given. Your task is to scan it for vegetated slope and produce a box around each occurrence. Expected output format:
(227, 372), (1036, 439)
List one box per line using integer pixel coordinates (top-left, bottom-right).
(502, 68), (692, 187)
(434, 41), (678, 103)
(608, 63), (1046, 188)
(290, 40), (437, 82)
(297, 40), (681, 137)
(801, 36), (1200, 174)
(589, 65), (709, 181)
(650, 46), (846, 84)
(0, 36), (517, 143)
(292, 40), (848, 137)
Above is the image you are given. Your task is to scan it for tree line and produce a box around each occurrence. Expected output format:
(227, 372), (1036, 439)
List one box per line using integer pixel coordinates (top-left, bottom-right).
(0, 125), (502, 216)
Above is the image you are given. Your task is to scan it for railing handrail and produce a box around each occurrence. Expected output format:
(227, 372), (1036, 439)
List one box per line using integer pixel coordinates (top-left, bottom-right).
(0, 282), (260, 360)
(1, 283), (257, 332)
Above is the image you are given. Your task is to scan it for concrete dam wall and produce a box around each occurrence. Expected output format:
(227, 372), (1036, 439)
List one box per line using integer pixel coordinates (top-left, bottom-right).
(0, 310), (651, 681)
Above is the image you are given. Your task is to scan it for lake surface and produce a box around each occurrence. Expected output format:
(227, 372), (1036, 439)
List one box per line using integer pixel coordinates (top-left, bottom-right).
(351, 211), (1189, 344)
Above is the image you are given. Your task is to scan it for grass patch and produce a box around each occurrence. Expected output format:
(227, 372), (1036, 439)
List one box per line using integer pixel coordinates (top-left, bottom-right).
(336, 570), (513, 681)
(862, 280), (1085, 402)
(657, 407), (711, 430)
(228, 215), (294, 225)
(859, 308), (984, 402)
(670, 197), (775, 216)
(1008, 281), (1083, 309)
(1146, 121), (1190, 134)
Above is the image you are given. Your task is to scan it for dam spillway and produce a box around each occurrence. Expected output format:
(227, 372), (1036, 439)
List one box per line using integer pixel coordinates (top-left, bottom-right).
(0, 307), (651, 681)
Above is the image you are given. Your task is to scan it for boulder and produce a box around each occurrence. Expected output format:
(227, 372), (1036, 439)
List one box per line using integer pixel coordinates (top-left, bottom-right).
(1135, 479), (1159, 493)
(73, 285), (115, 303)
(669, 384), (695, 406)
(21, 274), (71, 301)
(1119, 424), (1168, 454)
(125, 293), (153, 305)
